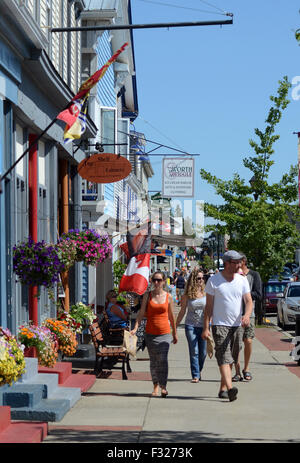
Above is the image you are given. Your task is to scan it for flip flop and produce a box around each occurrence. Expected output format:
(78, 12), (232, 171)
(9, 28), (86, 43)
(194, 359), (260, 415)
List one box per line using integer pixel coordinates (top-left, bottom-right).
(191, 378), (199, 383)
(242, 370), (252, 380)
(232, 374), (243, 382)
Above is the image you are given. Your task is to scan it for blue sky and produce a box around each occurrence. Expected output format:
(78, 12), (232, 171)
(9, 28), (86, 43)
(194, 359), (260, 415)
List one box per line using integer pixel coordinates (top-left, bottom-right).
(130, 0), (300, 224)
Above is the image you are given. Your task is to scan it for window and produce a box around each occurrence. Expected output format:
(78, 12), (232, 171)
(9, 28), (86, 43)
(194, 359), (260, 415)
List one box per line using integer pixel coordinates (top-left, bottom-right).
(101, 107), (117, 153)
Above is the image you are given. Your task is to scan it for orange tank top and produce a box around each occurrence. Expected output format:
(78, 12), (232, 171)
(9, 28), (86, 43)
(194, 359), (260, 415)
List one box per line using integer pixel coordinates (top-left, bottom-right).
(145, 292), (170, 335)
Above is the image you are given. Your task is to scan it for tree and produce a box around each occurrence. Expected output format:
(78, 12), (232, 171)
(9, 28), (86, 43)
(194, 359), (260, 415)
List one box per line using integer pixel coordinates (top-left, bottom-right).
(200, 77), (300, 283)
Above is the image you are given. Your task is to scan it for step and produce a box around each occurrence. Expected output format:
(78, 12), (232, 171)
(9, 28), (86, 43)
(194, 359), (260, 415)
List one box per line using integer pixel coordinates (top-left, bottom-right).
(10, 398), (71, 422)
(0, 406), (11, 433)
(19, 357), (39, 381)
(0, 384), (44, 408)
(0, 406), (48, 443)
(22, 372), (59, 398)
(61, 373), (96, 393)
(38, 362), (72, 384)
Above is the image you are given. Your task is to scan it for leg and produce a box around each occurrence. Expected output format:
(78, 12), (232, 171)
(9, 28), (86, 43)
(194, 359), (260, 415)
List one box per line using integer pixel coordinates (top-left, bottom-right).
(185, 325), (200, 380)
(219, 363), (233, 391)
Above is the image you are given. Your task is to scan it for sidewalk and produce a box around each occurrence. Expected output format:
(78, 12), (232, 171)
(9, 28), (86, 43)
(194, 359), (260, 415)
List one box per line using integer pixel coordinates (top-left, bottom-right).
(44, 319), (300, 444)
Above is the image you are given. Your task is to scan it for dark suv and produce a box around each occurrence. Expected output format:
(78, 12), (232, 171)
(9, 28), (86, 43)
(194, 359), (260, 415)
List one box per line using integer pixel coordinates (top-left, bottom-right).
(263, 281), (289, 313)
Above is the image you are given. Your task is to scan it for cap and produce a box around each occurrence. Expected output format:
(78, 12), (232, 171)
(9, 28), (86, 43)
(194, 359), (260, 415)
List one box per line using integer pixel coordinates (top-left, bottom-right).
(223, 250), (243, 262)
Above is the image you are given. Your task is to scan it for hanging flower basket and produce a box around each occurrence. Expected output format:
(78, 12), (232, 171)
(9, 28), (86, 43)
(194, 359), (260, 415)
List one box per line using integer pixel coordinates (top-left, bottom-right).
(13, 238), (65, 288)
(69, 302), (96, 332)
(0, 328), (26, 387)
(43, 319), (78, 357)
(18, 324), (58, 368)
(57, 229), (113, 267)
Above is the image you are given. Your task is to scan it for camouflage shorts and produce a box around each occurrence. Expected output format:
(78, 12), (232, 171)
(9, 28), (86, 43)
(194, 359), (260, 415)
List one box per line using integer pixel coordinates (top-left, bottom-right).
(212, 325), (243, 366)
(243, 318), (255, 340)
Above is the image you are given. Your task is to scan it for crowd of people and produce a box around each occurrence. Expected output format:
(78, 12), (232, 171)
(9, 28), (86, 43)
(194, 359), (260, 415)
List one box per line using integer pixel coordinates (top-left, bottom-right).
(129, 250), (262, 402)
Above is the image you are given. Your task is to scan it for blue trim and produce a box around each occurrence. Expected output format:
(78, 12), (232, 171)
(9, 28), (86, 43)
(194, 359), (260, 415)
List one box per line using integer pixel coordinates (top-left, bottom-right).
(0, 98), (7, 327)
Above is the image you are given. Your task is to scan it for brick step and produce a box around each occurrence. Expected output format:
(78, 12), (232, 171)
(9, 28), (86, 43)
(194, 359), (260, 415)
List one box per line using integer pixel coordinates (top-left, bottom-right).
(10, 398), (71, 422)
(0, 406), (47, 443)
(38, 362), (72, 384)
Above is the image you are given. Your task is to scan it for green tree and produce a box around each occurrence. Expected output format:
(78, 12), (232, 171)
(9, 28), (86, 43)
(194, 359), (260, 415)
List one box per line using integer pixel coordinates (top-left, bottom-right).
(200, 77), (300, 283)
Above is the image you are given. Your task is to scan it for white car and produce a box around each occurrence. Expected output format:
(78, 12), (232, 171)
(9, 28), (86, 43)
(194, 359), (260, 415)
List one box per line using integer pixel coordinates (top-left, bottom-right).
(277, 282), (300, 330)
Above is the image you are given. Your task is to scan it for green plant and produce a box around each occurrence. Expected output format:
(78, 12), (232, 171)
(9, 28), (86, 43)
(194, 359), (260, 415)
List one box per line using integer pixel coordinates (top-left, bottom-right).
(113, 260), (127, 303)
(69, 302), (96, 331)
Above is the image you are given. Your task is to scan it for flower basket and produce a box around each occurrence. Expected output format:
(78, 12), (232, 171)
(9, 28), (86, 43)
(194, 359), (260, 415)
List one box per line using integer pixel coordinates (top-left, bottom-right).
(13, 238), (65, 288)
(69, 302), (96, 333)
(0, 328), (26, 386)
(57, 229), (112, 267)
(18, 324), (58, 367)
(43, 319), (78, 357)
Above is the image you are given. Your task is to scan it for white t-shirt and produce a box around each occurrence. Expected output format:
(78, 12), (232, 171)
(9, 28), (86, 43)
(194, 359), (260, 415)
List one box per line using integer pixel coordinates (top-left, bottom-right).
(205, 272), (250, 327)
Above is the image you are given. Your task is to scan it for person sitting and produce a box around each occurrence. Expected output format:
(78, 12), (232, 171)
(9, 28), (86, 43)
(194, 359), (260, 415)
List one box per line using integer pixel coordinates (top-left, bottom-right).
(105, 290), (128, 328)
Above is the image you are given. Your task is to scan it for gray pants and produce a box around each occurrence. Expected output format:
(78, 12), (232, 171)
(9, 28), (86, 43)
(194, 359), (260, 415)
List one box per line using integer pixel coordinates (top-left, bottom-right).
(145, 333), (172, 388)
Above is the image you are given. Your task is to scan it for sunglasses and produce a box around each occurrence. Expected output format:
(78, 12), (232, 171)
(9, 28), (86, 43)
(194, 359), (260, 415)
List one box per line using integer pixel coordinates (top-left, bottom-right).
(197, 277), (204, 281)
(152, 278), (163, 282)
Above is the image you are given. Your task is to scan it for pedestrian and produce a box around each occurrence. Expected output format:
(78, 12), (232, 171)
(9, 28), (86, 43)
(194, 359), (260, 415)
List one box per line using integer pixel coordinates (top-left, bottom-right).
(176, 268), (207, 383)
(233, 254), (262, 382)
(202, 250), (253, 402)
(131, 271), (178, 398)
(176, 271), (186, 304)
(105, 290), (129, 328)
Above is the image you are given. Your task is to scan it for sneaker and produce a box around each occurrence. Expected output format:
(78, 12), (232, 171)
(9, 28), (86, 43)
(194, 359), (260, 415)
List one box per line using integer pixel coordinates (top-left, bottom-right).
(218, 390), (229, 399)
(228, 387), (238, 402)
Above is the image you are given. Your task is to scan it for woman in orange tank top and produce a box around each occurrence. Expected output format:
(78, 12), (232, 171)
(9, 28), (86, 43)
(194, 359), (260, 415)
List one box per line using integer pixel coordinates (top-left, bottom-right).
(131, 271), (178, 398)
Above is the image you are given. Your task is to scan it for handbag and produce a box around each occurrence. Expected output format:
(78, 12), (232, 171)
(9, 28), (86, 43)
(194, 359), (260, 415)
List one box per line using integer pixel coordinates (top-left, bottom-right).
(123, 330), (138, 359)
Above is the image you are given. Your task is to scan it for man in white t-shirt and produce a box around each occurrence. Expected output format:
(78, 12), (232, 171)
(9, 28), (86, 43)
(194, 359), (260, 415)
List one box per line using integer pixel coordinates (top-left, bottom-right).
(202, 250), (253, 402)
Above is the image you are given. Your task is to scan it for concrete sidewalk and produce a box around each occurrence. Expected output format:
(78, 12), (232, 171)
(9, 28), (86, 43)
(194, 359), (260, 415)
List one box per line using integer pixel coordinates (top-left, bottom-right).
(44, 321), (300, 444)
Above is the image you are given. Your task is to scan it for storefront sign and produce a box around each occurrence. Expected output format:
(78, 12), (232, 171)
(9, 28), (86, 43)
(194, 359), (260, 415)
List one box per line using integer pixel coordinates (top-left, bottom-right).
(77, 153), (132, 183)
(162, 157), (194, 197)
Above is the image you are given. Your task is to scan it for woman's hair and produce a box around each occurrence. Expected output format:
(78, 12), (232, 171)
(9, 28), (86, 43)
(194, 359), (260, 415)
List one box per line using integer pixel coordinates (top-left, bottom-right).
(184, 267), (205, 299)
(151, 270), (166, 281)
(105, 290), (117, 308)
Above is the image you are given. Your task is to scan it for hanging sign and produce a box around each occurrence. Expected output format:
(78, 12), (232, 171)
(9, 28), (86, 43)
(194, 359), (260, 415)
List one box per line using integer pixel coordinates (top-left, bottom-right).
(77, 153), (132, 183)
(162, 157), (194, 197)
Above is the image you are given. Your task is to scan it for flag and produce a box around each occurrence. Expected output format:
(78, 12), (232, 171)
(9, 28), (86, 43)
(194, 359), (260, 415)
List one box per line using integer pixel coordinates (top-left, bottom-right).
(119, 253), (151, 296)
(62, 96), (88, 144)
(56, 42), (128, 142)
(72, 42), (128, 101)
(119, 221), (152, 295)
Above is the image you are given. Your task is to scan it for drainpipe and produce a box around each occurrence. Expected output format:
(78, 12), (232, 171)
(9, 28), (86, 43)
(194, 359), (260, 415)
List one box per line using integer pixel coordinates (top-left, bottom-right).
(28, 134), (38, 325)
(61, 159), (69, 310)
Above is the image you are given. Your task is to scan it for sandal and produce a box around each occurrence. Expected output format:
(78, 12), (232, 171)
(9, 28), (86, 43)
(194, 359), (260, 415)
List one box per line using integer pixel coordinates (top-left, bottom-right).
(242, 370), (252, 380)
(161, 389), (168, 398)
(232, 374), (243, 382)
(191, 378), (199, 383)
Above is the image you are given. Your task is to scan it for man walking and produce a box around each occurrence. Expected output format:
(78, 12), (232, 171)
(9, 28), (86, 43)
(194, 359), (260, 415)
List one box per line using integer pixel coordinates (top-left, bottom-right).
(202, 250), (253, 402)
(233, 254), (262, 382)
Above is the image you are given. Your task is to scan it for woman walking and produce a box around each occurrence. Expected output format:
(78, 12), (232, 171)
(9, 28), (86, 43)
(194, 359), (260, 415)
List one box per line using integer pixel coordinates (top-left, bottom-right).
(176, 268), (207, 383)
(131, 271), (178, 397)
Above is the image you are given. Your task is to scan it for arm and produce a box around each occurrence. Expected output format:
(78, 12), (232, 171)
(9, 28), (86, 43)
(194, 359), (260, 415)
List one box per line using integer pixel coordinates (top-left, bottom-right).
(176, 295), (188, 328)
(110, 305), (128, 321)
(251, 271), (262, 302)
(168, 296), (178, 344)
(242, 292), (253, 327)
(130, 292), (149, 335)
(201, 293), (214, 340)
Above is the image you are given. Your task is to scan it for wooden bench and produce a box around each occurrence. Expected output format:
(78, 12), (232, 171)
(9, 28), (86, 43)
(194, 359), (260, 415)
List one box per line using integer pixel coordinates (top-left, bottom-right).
(89, 317), (131, 380)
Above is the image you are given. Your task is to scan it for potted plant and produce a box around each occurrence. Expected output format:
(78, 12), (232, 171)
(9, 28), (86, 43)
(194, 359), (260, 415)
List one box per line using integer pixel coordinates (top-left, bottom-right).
(43, 318), (78, 357)
(18, 324), (58, 367)
(13, 238), (65, 289)
(68, 302), (96, 332)
(0, 328), (26, 386)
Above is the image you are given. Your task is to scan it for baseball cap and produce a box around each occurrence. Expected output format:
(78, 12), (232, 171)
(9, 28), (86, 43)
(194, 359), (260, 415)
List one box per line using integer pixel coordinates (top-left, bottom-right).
(223, 250), (243, 262)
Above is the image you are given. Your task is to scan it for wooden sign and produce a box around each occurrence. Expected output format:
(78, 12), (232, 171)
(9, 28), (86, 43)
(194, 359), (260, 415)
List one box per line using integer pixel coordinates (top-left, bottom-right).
(77, 153), (132, 183)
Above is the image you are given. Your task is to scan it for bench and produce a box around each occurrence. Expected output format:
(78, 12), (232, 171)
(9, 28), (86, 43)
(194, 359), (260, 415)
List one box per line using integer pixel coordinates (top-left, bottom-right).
(88, 317), (131, 380)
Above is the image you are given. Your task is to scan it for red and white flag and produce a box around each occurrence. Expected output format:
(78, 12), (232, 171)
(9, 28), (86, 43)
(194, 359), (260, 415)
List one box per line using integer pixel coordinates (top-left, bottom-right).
(119, 253), (150, 296)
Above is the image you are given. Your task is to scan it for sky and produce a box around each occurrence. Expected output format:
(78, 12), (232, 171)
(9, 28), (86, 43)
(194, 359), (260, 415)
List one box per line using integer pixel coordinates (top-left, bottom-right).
(129, 0), (300, 227)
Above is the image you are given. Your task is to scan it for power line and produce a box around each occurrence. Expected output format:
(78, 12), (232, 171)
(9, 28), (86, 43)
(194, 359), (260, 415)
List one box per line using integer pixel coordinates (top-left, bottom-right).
(134, 0), (229, 16)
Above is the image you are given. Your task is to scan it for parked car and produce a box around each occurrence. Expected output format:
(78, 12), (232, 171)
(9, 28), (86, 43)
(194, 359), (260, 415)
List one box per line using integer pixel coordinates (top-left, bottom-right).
(277, 282), (300, 329)
(269, 267), (294, 282)
(263, 281), (289, 313)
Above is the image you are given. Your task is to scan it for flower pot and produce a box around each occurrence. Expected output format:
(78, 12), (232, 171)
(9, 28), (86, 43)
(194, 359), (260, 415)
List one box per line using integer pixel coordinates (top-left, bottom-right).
(24, 346), (38, 358)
